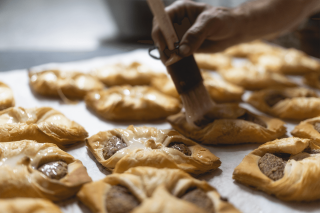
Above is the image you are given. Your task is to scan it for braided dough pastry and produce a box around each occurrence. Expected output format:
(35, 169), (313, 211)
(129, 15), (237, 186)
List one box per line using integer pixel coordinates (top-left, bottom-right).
(218, 62), (296, 90)
(87, 125), (220, 174)
(167, 105), (286, 145)
(0, 198), (62, 213)
(77, 167), (240, 213)
(29, 69), (104, 99)
(233, 137), (320, 201)
(0, 140), (92, 201)
(0, 106), (88, 148)
(303, 72), (320, 89)
(151, 71), (244, 103)
(0, 81), (15, 110)
(194, 53), (232, 70)
(247, 87), (320, 120)
(85, 85), (181, 121)
(291, 116), (320, 147)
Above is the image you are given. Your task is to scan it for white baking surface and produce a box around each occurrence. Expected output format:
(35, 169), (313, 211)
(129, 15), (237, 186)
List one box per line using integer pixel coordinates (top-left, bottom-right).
(1, 49), (320, 213)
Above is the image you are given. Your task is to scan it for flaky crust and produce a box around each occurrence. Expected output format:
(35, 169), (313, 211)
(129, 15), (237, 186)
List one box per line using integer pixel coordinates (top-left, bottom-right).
(77, 167), (240, 213)
(167, 105), (286, 145)
(29, 69), (104, 99)
(233, 137), (320, 201)
(194, 53), (232, 70)
(87, 125), (221, 175)
(247, 87), (320, 120)
(291, 116), (320, 147)
(0, 198), (62, 213)
(0, 81), (15, 110)
(0, 140), (92, 201)
(303, 72), (320, 89)
(0, 107), (88, 148)
(85, 85), (181, 121)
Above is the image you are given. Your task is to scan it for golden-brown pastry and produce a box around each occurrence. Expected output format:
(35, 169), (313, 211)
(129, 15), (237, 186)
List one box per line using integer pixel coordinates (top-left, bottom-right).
(0, 106), (88, 148)
(218, 62), (297, 90)
(151, 71), (244, 103)
(92, 62), (163, 86)
(87, 125), (221, 174)
(0, 81), (15, 110)
(0, 198), (62, 213)
(303, 72), (320, 89)
(167, 105), (286, 145)
(77, 167), (240, 213)
(85, 85), (181, 121)
(194, 53), (232, 70)
(29, 69), (104, 99)
(247, 87), (320, 120)
(233, 137), (320, 201)
(291, 116), (320, 147)
(0, 140), (92, 201)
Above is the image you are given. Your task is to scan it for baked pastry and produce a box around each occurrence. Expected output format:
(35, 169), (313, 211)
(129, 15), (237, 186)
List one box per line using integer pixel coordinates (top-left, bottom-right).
(29, 69), (104, 99)
(151, 71), (244, 103)
(85, 85), (181, 121)
(194, 53), (232, 70)
(218, 62), (297, 90)
(0, 106), (88, 148)
(77, 166), (240, 213)
(0, 81), (15, 110)
(291, 116), (320, 147)
(0, 198), (62, 213)
(87, 125), (221, 174)
(233, 137), (320, 201)
(167, 104), (286, 145)
(247, 87), (320, 120)
(92, 62), (163, 86)
(303, 72), (320, 89)
(0, 140), (92, 201)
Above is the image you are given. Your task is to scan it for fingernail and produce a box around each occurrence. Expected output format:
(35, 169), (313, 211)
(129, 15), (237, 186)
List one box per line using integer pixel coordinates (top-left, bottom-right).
(179, 44), (190, 56)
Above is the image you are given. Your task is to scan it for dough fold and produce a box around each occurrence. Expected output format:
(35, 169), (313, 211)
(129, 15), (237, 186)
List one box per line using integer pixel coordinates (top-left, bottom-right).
(291, 116), (320, 147)
(0, 81), (15, 110)
(0, 198), (62, 213)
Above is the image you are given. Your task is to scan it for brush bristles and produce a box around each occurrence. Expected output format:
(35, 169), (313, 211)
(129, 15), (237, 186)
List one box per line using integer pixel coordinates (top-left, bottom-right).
(180, 83), (215, 126)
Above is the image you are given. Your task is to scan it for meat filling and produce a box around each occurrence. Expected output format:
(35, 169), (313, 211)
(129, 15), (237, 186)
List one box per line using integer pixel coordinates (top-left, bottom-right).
(38, 161), (68, 180)
(103, 136), (127, 160)
(314, 122), (320, 133)
(106, 185), (140, 213)
(238, 112), (267, 128)
(264, 92), (287, 107)
(258, 153), (287, 181)
(181, 188), (214, 213)
(169, 142), (192, 156)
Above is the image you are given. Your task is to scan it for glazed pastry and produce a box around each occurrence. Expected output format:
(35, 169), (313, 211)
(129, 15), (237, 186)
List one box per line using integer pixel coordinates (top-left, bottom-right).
(291, 116), (320, 147)
(218, 62), (296, 90)
(194, 53), (232, 70)
(87, 125), (221, 174)
(151, 71), (244, 103)
(92, 62), (163, 86)
(303, 72), (320, 89)
(0, 140), (92, 201)
(85, 85), (181, 121)
(247, 87), (320, 120)
(77, 167), (240, 213)
(167, 105), (286, 145)
(0, 198), (62, 213)
(0, 81), (15, 110)
(233, 137), (320, 201)
(0, 106), (88, 148)
(29, 69), (104, 99)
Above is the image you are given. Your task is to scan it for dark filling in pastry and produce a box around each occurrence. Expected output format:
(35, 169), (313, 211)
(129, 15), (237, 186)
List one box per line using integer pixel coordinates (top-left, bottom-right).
(258, 153), (287, 181)
(238, 112), (267, 128)
(303, 147), (320, 154)
(38, 161), (68, 180)
(314, 122), (320, 133)
(103, 136), (127, 160)
(181, 188), (214, 213)
(264, 92), (287, 107)
(106, 185), (140, 213)
(168, 142), (192, 156)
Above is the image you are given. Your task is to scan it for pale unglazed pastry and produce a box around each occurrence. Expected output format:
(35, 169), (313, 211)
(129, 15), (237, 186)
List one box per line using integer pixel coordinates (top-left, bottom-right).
(303, 72), (320, 89)
(87, 125), (221, 174)
(0, 81), (15, 110)
(0, 106), (88, 148)
(291, 116), (320, 147)
(85, 85), (181, 121)
(167, 104), (286, 145)
(194, 53), (232, 70)
(233, 137), (320, 201)
(29, 69), (104, 99)
(247, 87), (320, 120)
(0, 140), (92, 201)
(91, 62), (164, 86)
(77, 167), (240, 213)
(218, 62), (297, 90)
(0, 198), (62, 213)
(151, 71), (244, 103)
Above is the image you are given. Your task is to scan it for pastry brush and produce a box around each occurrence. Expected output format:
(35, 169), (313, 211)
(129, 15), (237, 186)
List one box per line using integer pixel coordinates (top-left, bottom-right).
(147, 0), (215, 126)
